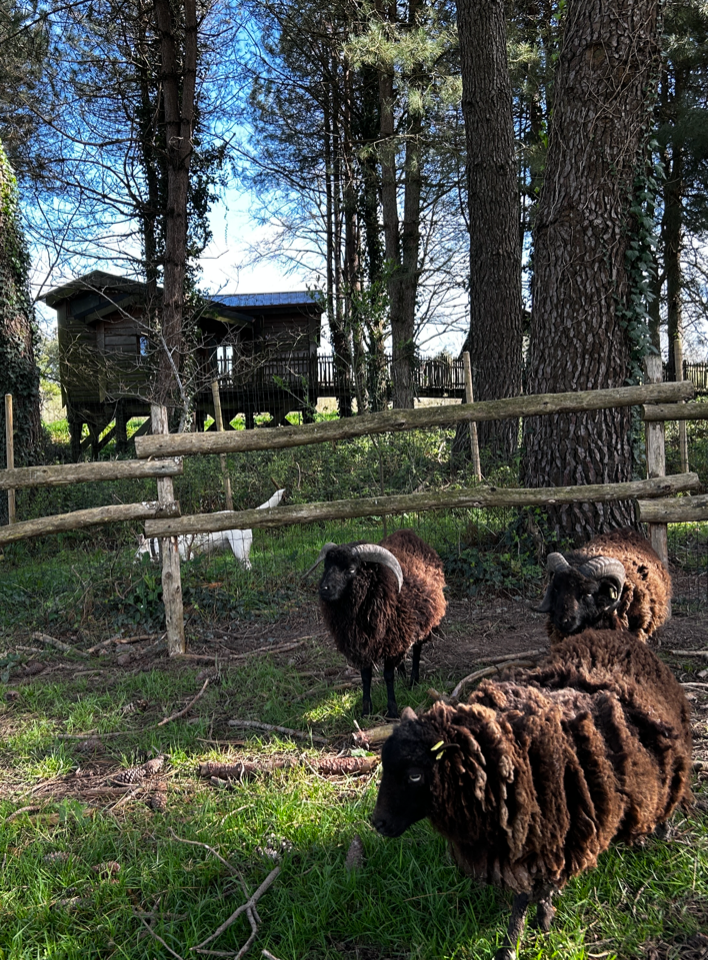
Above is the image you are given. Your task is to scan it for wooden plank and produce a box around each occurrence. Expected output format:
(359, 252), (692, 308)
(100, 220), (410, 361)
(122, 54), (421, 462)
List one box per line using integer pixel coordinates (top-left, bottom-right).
(5, 393), (15, 523)
(462, 351), (482, 481)
(674, 339), (689, 472)
(135, 381), (694, 458)
(644, 355), (669, 572)
(0, 500), (180, 545)
(638, 495), (708, 523)
(151, 404), (185, 657)
(642, 401), (708, 421)
(0, 458), (183, 491)
(145, 473), (699, 539)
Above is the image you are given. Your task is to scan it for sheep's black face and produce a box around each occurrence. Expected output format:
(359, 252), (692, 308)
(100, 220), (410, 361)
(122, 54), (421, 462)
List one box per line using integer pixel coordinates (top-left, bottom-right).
(319, 548), (360, 603)
(548, 569), (622, 635)
(371, 720), (437, 837)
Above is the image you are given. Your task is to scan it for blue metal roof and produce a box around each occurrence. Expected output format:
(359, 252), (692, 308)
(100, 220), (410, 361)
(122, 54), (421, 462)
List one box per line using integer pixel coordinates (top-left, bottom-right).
(214, 291), (321, 309)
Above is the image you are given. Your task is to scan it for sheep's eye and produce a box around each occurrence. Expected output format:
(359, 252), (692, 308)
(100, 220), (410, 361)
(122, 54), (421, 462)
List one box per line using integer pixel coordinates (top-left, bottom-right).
(408, 773), (422, 783)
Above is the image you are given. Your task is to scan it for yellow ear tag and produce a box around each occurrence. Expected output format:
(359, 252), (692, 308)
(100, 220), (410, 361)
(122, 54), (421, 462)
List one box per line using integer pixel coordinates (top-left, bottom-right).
(435, 751), (445, 761)
(431, 741), (444, 752)
(609, 586), (618, 600)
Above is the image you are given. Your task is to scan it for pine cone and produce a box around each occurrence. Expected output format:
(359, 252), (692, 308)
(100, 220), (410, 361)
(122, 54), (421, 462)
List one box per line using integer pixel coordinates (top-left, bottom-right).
(111, 755), (165, 784)
(345, 834), (365, 872)
(147, 784), (168, 812)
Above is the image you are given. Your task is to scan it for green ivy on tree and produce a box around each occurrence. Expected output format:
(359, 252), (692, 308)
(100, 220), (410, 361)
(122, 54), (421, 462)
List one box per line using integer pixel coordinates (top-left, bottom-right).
(0, 137), (42, 487)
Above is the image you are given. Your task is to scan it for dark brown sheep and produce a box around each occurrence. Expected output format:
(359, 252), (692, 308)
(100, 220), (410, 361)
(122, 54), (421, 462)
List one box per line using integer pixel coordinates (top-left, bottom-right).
(535, 529), (672, 645)
(372, 629), (692, 959)
(306, 529), (446, 718)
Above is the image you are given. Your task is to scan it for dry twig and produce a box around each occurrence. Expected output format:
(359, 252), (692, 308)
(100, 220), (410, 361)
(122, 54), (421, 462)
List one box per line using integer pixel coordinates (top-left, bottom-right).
(192, 865), (281, 957)
(451, 657), (541, 699)
(227, 720), (328, 745)
(137, 915), (186, 960)
(5, 805), (41, 822)
(32, 632), (89, 659)
(158, 677), (211, 726)
(169, 829), (240, 875)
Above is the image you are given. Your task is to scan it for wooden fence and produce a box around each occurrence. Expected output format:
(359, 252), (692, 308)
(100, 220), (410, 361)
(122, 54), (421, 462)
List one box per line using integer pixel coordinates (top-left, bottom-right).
(1, 374), (703, 657)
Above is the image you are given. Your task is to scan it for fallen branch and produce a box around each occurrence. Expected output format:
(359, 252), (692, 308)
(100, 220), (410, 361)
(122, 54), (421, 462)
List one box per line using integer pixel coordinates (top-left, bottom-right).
(192, 865), (281, 956)
(682, 682), (708, 689)
(670, 649), (708, 657)
(137, 915), (186, 960)
(157, 678), (211, 727)
(351, 723), (398, 749)
(227, 720), (328, 745)
(451, 657), (541, 699)
(5, 805), (41, 822)
(169, 830), (240, 876)
(198, 756), (378, 781)
(183, 639), (308, 663)
(32, 632), (89, 659)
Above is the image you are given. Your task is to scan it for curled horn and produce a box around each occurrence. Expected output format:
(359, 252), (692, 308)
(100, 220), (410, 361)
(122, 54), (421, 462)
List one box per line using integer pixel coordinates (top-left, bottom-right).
(530, 552), (571, 612)
(546, 552), (571, 573)
(351, 544), (404, 592)
(578, 556), (626, 595)
(303, 542), (337, 578)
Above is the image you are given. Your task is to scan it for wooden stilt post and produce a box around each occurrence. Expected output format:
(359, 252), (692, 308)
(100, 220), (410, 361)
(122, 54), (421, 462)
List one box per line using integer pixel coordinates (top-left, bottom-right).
(211, 380), (234, 511)
(462, 352), (482, 481)
(644, 356), (670, 615)
(151, 404), (185, 655)
(674, 338), (689, 474)
(5, 394), (15, 524)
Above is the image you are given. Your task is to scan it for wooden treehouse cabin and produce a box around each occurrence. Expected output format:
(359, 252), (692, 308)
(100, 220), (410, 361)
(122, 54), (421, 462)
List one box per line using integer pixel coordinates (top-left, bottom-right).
(42, 272), (324, 460)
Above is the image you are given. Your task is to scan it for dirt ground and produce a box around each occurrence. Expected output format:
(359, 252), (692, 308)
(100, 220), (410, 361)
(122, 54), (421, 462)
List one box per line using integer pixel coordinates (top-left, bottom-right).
(6, 593), (708, 761)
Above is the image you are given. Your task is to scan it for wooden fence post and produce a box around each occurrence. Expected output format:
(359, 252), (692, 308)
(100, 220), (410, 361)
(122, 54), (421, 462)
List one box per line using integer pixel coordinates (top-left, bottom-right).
(674, 338), (689, 474)
(151, 404), (185, 656)
(5, 394), (15, 524)
(211, 380), (234, 511)
(644, 357), (670, 598)
(462, 352), (482, 481)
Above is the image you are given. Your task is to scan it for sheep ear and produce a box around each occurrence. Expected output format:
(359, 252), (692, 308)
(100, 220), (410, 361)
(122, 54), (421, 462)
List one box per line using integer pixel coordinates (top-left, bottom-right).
(400, 706), (417, 722)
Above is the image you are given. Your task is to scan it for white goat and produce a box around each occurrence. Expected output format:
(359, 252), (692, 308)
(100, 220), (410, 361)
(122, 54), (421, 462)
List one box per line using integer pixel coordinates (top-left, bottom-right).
(136, 489), (285, 568)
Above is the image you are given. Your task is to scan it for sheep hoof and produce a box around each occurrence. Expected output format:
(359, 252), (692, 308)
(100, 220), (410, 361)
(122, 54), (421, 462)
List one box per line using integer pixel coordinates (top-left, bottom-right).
(494, 949), (516, 960)
(362, 700), (373, 717)
(386, 705), (400, 720)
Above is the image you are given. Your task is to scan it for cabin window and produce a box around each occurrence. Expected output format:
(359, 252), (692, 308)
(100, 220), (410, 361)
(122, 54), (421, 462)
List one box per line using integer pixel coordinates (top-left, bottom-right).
(216, 343), (233, 377)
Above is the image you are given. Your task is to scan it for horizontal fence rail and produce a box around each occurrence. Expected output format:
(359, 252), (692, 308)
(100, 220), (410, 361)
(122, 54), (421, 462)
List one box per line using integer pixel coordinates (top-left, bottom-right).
(642, 401), (708, 422)
(135, 381), (695, 459)
(638, 494), (708, 523)
(0, 458), (183, 491)
(0, 500), (180, 546)
(144, 474), (700, 539)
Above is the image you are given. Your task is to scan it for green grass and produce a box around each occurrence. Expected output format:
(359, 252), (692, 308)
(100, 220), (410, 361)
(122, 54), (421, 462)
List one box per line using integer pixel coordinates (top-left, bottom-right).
(1, 657), (706, 960)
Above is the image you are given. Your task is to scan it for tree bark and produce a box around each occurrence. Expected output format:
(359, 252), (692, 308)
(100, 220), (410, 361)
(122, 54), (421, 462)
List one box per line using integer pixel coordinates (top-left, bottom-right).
(153, 0), (197, 410)
(0, 141), (42, 489)
(522, 0), (663, 542)
(456, 0), (523, 461)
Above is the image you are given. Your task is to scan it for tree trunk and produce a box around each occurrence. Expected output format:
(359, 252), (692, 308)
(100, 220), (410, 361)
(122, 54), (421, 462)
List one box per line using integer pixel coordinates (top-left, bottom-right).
(522, 0), (662, 542)
(0, 141), (42, 491)
(456, 0), (523, 462)
(664, 137), (684, 382)
(153, 0), (197, 411)
(379, 0), (422, 411)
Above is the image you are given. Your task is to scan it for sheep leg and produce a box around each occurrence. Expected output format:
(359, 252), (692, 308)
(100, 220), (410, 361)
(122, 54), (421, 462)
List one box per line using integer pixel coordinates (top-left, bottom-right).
(383, 658), (399, 719)
(495, 892), (530, 960)
(361, 666), (373, 717)
(409, 640), (424, 688)
(531, 892), (556, 933)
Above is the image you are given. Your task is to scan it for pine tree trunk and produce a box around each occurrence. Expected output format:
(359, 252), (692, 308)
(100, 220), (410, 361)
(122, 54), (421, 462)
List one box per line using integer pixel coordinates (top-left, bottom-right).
(0, 141), (42, 489)
(153, 0), (197, 412)
(522, 0), (662, 542)
(456, 0), (522, 462)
